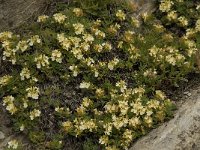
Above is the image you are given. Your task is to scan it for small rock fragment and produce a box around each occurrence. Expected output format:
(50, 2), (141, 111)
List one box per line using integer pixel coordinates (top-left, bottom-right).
(0, 131), (5, 140)
(183, 91), (192, 97)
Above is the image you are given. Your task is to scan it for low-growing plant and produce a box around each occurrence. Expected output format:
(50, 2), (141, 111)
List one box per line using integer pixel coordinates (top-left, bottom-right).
(0, 0), (199, 149)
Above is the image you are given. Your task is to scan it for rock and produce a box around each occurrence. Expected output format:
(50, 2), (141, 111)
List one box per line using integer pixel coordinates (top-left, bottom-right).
(0, 0), (47, 31)
(130, 87), (200, 150)
(0, 132), (5, 140)
(184, 91), (192, 97)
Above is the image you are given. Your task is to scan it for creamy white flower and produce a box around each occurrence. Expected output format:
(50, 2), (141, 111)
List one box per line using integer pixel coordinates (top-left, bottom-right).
(8, 139), (18, 149)
(73, 23), (84, 35)
(34, 54), (49, 68)
(26, 86), (39, 99)
(51, 50), (62, 63)
(30, 109), (41, 120)
(17, 40), (29, 52)
(20, 124), (25, 131)
(69, 65), (78, 77)
(20, 67), (30, 80)
(37, 15), (49, 22)
(53, 13), (66, 24)
(116, 10), (126, 21)
(80, 81), (90, 89)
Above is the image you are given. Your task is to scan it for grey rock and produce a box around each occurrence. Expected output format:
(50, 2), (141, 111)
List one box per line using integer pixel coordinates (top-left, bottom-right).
(0, 132), (5, 140)
(0, 0), (47, 31)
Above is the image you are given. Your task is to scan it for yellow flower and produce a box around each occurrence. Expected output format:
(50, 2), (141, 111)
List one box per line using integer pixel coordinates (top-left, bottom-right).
(93, 19), (102, 27)
(73, 8), (83, 17)
(159, 0), (174, 12)
(26, 86), (39, 99)
(6, 103), (18, 115)
(166, 54), (176, 66)
(107, 24), (120, 35)
(124, 31), (134, 42)
(195, 19), (200, 32)
(99, 135), (109, 145)
(83, 34), (94, 43)
(131, 17), (140, 28)
(17, 40), (29, 52)
(69, 65), (79, 77)
(35, 54), (49, 68)
(144, 116), (153, 126)
(76, 106), (86, 116)
(8, 139), (19, 149)
(30, 109), (41, 120)
(103, 123), (113, 135)
(53, 13), (66, 24)
(28, 35), (41, 46)
(73, 23), (85, 35)
(143, 68), (157, 78)
(112, 115), (128, 130)
(116, 80), (127, 93)
(82, 97), (93, 108)
(155, 90), (166, 100)
(37, 15), (49, 22)
(79, 81), (91, 89)
(178, 16), (188, 26)
(20, 124), (25, 131)
(108, 58), (119, 70)
(0, 31), (13, 41)
(0, 75), (12, 87)
(94, 44), (103, 52)
(117, 41), (123, 49)
(71, 48), (83, 59)
(118, 100), (129, 115)
(20, 68), (30, 80)
(84, 57), (95, 66)
(105, 146), (119, 150)
(129, 117), (140, 127)
(3, 95), (14, 105)
(197, 4), (200, 10)
(167, 11), (177, 21)
(91, 28), (106, 39)
(104, 103), (119, 114)
(62, 121), (73, 132)
(102, 42), (112, 51)
(55, 106), (64, 112)
(51, 50), (62, 63)
(122, 129), (133, 141)
(95, 88), (105, 97)
(116, 10), (126, 21)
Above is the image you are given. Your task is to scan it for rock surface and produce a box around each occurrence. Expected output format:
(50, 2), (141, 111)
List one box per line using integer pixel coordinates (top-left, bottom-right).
(130, 87), (200, 150)
(0, 132), (5, 140)
(0, 0), (47, 31)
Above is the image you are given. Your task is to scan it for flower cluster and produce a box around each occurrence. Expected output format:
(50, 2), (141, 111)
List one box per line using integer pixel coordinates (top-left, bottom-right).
(0, 75), (12, 87)
(7, 139), (19, 149)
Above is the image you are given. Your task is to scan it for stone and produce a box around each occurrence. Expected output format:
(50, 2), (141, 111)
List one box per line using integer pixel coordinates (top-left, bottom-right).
(0, 132), (5, 140)
(0, 0), (47, 31)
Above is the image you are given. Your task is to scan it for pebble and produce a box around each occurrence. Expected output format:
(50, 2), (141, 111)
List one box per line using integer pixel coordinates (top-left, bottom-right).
(0, 131), (5, 140)
(183, 91), (192, 97)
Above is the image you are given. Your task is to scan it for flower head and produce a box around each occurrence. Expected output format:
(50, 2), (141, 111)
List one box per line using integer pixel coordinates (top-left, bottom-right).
(8, 139), (19, 149)
(30, 109), (41, 120)
(116, 10), (126, 21)
(26, 86), (39, 99)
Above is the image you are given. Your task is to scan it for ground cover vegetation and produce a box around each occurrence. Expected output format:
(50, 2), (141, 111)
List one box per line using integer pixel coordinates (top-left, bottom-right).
(0, 0), (200, 149)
